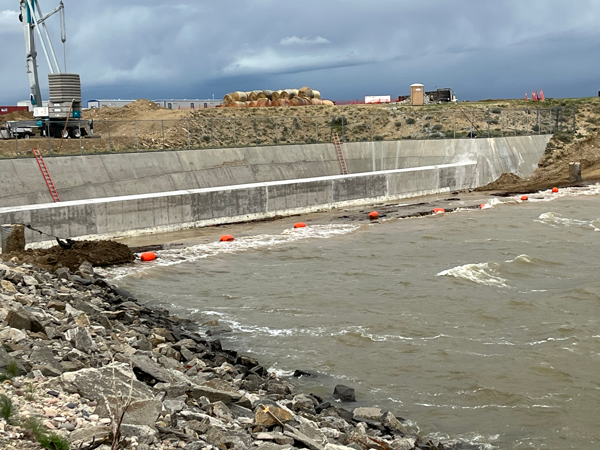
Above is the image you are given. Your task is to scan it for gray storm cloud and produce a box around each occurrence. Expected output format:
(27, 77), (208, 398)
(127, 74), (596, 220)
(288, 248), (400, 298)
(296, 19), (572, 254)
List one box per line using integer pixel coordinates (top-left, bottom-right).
(0, 0), (599, 103)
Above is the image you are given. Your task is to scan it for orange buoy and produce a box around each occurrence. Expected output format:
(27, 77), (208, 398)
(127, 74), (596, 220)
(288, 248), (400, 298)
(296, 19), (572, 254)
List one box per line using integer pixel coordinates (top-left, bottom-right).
(140, 252), (156, 262)
(294, 222), (306, 228)
(552, 187), (559, 193)
(521, 195), (528, 201)
(368, 211), (379, 220)
(220, 235), (234, 242)
(480, 204), (486, 209)
(433, 208), (445, 213)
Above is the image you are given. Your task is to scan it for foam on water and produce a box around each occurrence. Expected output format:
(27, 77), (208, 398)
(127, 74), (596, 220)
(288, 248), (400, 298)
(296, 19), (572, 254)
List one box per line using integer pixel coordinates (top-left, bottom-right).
(266, 365), (296, 378)
(535, 212), (600, 230)
(517, 183), (600, 202)
(437, 262), (508, 287)
(98, 224), (360, 279)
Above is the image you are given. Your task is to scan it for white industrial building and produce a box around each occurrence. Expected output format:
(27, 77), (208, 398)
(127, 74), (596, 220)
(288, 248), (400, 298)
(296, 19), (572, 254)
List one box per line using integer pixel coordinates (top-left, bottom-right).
(86, 99), (222, 109)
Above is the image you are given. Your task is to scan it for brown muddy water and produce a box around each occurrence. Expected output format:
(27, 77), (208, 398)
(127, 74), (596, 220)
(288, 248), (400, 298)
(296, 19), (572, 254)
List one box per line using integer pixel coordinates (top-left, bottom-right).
(105, 186), (600, 450)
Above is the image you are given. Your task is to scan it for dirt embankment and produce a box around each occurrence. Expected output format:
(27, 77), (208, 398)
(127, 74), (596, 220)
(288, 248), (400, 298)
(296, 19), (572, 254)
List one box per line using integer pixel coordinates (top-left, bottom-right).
(1, 240), (135, 272)
(0, 110), (34, 122)
(477, 130), (600, 192)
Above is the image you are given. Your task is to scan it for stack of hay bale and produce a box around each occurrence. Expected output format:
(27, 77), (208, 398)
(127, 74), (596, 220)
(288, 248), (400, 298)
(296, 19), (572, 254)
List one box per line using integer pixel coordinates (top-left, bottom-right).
(222, 87), (334, 107)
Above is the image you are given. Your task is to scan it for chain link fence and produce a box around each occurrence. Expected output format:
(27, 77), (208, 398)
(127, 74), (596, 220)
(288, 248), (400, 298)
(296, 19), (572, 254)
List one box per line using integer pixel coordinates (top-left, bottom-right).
(0, 108), (577, 158)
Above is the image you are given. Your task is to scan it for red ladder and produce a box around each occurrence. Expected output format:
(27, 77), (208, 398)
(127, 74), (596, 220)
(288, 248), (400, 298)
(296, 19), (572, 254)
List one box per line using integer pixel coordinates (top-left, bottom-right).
(332, 132), (349, 175)
(32, 148), (61, 202)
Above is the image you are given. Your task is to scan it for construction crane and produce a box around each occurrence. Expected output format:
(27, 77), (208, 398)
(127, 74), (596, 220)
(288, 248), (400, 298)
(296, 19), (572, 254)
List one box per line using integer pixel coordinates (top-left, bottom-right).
(1, 0), (91, 141)
(19, 0), (66, 108)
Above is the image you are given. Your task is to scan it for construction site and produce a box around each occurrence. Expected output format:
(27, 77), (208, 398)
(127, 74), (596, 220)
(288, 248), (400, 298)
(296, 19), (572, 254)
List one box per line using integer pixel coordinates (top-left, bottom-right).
(0, 0), (599, 227)
(4, 2), (600, 450)
(2, 0), (600, 239)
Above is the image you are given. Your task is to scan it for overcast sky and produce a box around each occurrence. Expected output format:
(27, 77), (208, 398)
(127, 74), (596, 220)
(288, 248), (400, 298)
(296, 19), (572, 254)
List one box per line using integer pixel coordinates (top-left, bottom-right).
(1, 0), (599, 105)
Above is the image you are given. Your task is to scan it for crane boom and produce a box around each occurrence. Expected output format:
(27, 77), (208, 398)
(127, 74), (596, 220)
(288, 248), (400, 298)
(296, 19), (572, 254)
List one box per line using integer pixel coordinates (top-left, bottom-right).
(18, 0), (66, 107)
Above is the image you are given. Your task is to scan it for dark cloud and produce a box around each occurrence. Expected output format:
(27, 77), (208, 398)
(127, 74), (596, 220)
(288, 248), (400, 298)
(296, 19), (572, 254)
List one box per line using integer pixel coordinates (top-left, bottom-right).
(1, 0), (599, 105)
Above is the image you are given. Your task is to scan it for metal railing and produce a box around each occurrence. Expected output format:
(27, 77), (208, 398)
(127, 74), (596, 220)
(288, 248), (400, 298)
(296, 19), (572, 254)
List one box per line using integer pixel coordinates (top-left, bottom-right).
(0, 107), (576, 159)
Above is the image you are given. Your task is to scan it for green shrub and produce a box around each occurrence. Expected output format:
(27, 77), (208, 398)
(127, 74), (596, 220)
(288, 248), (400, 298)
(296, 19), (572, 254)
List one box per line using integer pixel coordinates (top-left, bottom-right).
(330, 116), (346, 127)
(491, 108), (502, 114)
(554, 131), (574, 144)
(24, 417), (70, 450)
(0, 394), (18, 425)
(5, 361), (19, 378)
(432, 124), (443, 131)
(38, 433), (70, 450)
(406, 118), (416, 125)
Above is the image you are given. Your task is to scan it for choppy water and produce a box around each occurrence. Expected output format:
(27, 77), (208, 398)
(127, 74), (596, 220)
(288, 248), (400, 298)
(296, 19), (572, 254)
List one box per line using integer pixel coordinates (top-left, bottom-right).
(108, 185), (600, 449)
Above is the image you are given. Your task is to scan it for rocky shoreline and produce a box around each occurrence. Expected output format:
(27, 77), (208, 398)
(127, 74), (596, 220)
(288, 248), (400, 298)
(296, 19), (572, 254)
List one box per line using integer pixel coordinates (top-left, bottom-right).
(0, 260), (478, 450)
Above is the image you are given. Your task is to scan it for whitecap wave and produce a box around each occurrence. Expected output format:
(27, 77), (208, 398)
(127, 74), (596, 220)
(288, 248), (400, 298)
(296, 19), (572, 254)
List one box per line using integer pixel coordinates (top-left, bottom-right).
(535, 212), (600, 230)
(506, 254), (534, 264)
(437, 262), (508, 287)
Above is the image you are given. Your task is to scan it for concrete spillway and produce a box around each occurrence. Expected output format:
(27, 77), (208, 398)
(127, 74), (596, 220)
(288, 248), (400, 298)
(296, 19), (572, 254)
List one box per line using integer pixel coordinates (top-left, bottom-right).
(0, 135), (550, 246)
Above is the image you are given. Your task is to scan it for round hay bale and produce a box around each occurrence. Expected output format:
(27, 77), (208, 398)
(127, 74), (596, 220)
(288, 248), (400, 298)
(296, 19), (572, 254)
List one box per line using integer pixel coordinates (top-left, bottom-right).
(284, 89), (298, 99)
(299, 87), (314, 98)
(259, 90), (274, 100)
(230, 101), (248, 107)
(290, 98), (309, 106)
(310, 98), (323, 106)
(312, 90), (321, 99)
(278, 99), (290, 107)
(248, 100), (258, 107)
(223, 93), (233, 104)
(257, 98), (271, 107)
(271, 91), (281, 101)
(322, 100), (334, 106)
(233, 91), (247, 102)
(248, 90), (262, 101)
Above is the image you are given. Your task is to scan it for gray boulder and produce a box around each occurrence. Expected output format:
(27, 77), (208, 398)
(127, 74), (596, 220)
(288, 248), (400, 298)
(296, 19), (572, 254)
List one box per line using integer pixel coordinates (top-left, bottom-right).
(5, 308), (45, 333)
(60, 363), (154, 401)
(188, 385), (242, 404)
(64, 326), (95, 353)
(130, 353), (179, 384)
(333, 385), (356, 402)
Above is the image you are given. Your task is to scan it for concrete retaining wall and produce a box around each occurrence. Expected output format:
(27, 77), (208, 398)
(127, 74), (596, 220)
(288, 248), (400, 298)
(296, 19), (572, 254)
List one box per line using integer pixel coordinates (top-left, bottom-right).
(0, 162), (476, 246)
(343, 135), (549, 184)
(0, 136), (549, 208)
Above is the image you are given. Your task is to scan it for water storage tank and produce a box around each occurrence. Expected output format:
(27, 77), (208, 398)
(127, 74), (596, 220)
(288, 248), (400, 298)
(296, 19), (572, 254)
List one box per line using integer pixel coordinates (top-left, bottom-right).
(411, 83), (424, 106)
